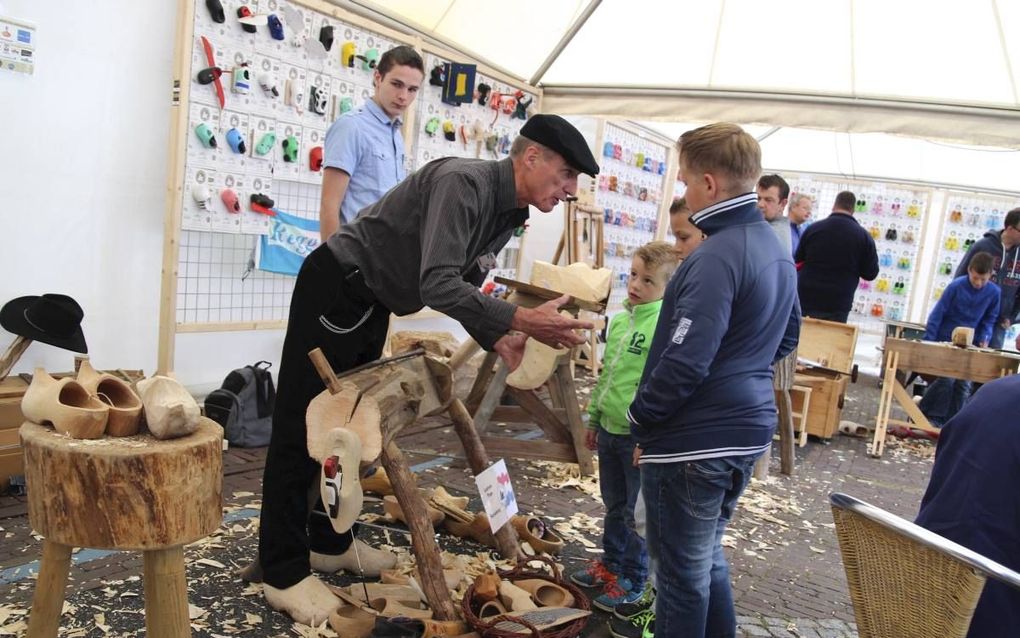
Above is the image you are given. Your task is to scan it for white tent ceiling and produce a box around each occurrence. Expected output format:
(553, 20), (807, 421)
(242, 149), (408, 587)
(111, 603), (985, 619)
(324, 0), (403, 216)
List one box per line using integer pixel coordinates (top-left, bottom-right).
(338, 0), (1020, 149)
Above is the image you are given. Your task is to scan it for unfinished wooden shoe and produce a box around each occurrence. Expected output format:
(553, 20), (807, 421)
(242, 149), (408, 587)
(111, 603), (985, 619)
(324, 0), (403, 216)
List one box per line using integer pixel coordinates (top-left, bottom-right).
(21, 368), (108, 439)
(136, 375), (200, 440)
(383, 492), (445, 527)
(499, 580), (538, 612)
(361, 466), (397, 495)
(311, 538), (398, 577)
(380, 566), (463, 591)
(513, 578), (575, 608)
(264, 574), (340, 627)
(369, 597), (433, 619)
(445, 512), (496, 548)
(506, 327), (568, 391)
(512, 516), (564, 555)
(76, 359), (142, 436)
(320, 428), (364, 534)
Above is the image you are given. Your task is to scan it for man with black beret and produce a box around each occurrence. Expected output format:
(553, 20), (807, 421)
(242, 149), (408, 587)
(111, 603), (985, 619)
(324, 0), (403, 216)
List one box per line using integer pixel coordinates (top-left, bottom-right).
(254, 113), (600, 626)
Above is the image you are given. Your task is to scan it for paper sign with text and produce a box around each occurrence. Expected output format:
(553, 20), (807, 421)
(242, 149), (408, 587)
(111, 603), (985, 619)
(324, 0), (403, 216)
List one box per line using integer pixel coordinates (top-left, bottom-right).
(474, 459), (518, 533)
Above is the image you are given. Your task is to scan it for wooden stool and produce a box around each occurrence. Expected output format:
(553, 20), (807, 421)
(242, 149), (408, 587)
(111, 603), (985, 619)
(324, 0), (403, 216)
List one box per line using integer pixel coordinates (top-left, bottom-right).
(789, 385), (813, 447)
(21, 418), (223, 638)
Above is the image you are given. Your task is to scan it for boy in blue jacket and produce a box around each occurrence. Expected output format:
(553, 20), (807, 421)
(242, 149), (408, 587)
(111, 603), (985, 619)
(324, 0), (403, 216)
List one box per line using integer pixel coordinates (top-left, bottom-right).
(624, 123), (800, 638)
(919, 251), (1000, 426)
(572, 241), (679, 613)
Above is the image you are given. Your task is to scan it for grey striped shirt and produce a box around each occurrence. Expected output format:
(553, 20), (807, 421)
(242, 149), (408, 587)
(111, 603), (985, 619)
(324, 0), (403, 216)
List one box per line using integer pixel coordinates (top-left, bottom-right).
(327, 157), (528, 349)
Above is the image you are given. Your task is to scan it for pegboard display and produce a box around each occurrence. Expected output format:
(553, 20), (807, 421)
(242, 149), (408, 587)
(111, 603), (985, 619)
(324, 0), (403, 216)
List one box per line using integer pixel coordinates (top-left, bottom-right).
(926, 192), (1020, 319)
(172, 0), (543, 327)
(410, 52), (538, 286)
(785, 174), (932, 332)
(597, 122), (671, 312)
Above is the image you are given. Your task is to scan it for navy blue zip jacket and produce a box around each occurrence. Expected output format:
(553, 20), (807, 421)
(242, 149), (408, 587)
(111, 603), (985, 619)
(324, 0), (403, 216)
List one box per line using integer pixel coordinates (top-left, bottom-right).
(627, 193), (800, 464)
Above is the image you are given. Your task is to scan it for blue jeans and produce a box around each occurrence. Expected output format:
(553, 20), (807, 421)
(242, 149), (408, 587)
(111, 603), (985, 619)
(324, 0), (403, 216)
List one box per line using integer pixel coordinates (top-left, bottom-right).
(643, 453), (761, 638)
(990, 323), (1008, 350)
(597, 427), (647, 586)
(919, 377), (972, 427)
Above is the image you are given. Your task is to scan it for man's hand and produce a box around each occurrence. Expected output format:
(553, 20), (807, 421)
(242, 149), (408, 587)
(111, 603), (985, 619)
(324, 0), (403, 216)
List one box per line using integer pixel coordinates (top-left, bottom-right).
(493, 333), (528, 371)
(585, 428), (598, 451)
(510, 294), (594, 349)
(632, 445), (642, 468)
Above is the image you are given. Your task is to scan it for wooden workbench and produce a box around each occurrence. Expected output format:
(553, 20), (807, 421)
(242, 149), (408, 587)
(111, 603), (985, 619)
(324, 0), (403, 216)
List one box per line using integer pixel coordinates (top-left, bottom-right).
(871, 338), (1020, 456)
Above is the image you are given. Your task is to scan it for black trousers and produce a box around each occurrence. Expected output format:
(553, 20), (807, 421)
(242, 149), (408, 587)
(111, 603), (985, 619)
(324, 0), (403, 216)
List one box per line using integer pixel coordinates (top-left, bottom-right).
(258, 244), (389, 588)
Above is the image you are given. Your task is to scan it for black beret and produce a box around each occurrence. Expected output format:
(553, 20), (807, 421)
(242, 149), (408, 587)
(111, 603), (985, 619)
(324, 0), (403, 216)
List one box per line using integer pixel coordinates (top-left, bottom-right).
(519, 114), (599, 177)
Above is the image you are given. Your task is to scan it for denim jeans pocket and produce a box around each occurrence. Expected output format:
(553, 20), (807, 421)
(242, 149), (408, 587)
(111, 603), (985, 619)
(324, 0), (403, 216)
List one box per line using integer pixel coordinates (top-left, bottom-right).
(682, 460), (733, 521)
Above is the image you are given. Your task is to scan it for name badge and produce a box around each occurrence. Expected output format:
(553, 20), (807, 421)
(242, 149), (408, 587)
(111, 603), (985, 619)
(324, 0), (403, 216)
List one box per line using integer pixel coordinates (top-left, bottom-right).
(477, 252), (499, 272)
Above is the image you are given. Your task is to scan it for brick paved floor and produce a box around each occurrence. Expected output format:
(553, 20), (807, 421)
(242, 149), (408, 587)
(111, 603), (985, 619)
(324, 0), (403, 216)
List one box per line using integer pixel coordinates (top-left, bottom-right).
(0, 370), (935, 637)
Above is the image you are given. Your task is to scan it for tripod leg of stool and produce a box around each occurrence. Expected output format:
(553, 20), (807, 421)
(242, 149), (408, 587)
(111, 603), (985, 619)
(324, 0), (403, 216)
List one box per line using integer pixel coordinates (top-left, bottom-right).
(144, 546), (190, 638)
(27, 539), (72, 638)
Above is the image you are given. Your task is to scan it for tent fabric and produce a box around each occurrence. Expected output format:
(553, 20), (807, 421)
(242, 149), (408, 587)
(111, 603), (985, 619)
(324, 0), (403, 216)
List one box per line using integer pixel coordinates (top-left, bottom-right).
(353, 0), (1020, 148)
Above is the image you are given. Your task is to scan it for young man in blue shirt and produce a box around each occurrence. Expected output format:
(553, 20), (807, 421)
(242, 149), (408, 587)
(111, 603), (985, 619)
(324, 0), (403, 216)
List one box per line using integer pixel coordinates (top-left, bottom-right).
(318, 45), (424, 241)
(919, 251), (1000, 426)
(624, 123), (800, 637)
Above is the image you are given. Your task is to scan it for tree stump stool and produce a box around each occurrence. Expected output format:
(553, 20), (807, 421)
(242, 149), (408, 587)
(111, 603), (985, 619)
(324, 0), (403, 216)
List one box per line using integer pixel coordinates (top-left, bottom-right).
(20, 418), (223, 638)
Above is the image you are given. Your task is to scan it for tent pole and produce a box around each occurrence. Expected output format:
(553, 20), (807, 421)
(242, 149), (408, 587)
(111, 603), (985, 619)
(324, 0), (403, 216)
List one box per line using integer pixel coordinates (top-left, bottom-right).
(529, 0), (603, 87)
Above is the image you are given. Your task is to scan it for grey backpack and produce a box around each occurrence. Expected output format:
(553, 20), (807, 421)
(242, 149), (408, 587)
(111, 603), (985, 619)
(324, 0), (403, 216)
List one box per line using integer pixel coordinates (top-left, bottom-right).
(204, 361), (275, 447)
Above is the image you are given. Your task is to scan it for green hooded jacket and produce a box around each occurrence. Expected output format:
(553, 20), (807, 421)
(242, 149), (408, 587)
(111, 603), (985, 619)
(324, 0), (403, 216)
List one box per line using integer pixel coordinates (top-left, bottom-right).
(588, 299), (663, 435)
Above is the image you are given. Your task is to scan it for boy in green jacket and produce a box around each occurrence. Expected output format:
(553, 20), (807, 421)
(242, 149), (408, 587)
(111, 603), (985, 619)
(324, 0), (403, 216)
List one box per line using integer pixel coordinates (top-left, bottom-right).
(571, 240), (680, 612)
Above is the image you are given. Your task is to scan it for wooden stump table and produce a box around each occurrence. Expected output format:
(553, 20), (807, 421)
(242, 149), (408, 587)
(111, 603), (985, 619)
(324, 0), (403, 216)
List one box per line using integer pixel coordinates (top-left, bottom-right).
(21, 418), (223, 638)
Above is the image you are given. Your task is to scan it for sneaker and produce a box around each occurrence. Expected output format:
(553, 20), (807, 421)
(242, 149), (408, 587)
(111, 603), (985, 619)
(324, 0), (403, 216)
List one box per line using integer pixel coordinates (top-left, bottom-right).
(592, 577), (637, 612)
(614, 581), (655, 619)
(609, 608), (655, 638)
(569, 560), (615, 588)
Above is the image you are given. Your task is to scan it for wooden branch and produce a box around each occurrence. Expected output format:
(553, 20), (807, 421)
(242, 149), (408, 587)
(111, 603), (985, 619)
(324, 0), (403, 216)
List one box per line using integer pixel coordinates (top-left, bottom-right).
(465, 352), (499, 414)
(447, 399), (521, 560)
(381, 441), (457, 621)
(0, 336), (31, 382)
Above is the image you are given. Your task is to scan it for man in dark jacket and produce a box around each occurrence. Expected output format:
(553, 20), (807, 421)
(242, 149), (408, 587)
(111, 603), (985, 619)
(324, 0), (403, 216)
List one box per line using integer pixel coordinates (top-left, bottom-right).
(915, 374), (1020, 637)
(954, 207), (1020, 348)
(794, 191), (879, 322)
(625, 123), (800, 638)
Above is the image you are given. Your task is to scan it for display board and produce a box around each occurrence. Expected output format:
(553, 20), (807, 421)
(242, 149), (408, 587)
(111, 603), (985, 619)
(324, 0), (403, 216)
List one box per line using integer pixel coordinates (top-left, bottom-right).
(158, 0), (542, 371)
(596, 121), (675, 312)
(925, 192), (1020, 320)
(784, 174), (933, 333)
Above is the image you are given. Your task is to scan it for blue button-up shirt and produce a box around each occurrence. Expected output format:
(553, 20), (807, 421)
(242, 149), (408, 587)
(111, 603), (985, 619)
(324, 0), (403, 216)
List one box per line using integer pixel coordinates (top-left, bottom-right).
(790, 221), (803, 257)
(323, 99), (406, 224)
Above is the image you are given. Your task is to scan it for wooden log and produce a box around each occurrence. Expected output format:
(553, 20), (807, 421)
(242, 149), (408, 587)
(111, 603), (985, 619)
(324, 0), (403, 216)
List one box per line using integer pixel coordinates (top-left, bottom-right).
(553, 364), (595, 475)
(448, 398), (521, 561)
(381, 441), (457, 621)
(20, 419), (222, 550)
(26, 540), (71, 638)
(390, 331), (461, 359)
(465, 352), (499, 414)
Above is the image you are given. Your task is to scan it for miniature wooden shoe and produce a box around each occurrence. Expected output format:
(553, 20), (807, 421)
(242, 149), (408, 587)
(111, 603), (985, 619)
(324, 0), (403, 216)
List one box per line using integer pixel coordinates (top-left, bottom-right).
(321, 428), (364, 534)
(512, 515), (564, 555)
(136, 375), (200, 440)
(499, 580), (538, 612)
(513, 578), (575, 608)
(329, 603), (378, 638)
(380, 567), (463, 591)
(76, 359), (142, 436)
(430, 485), (470, 511)
(383, 493), (445, 527)
(21, 368), (108, 439)
(421, 618), (470, 638)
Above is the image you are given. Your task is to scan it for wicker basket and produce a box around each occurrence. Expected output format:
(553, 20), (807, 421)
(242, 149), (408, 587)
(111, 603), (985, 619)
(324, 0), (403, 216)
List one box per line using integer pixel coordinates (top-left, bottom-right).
(460, 557), (591, 638)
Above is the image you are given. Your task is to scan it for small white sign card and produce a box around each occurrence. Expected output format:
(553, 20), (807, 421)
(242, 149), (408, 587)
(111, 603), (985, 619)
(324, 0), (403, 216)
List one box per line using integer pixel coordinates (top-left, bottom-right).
(474, 458), (518, 532)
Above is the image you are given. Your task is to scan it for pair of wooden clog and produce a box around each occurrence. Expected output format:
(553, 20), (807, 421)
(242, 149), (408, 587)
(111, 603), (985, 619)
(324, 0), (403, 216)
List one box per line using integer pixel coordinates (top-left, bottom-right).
(21, 361), (200, 440)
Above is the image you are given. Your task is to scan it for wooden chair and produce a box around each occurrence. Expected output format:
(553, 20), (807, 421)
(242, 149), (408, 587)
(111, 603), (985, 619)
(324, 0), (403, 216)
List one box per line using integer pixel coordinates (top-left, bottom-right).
(830, 492), (1020, 638)
(788, 385), (812, 447)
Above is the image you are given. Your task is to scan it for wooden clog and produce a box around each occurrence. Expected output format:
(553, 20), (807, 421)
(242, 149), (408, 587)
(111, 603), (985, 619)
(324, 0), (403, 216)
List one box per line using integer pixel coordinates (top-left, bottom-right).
(136, 375), (200, 440)
(76, 359), (141, 436)
(21, 368), (107, 439)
